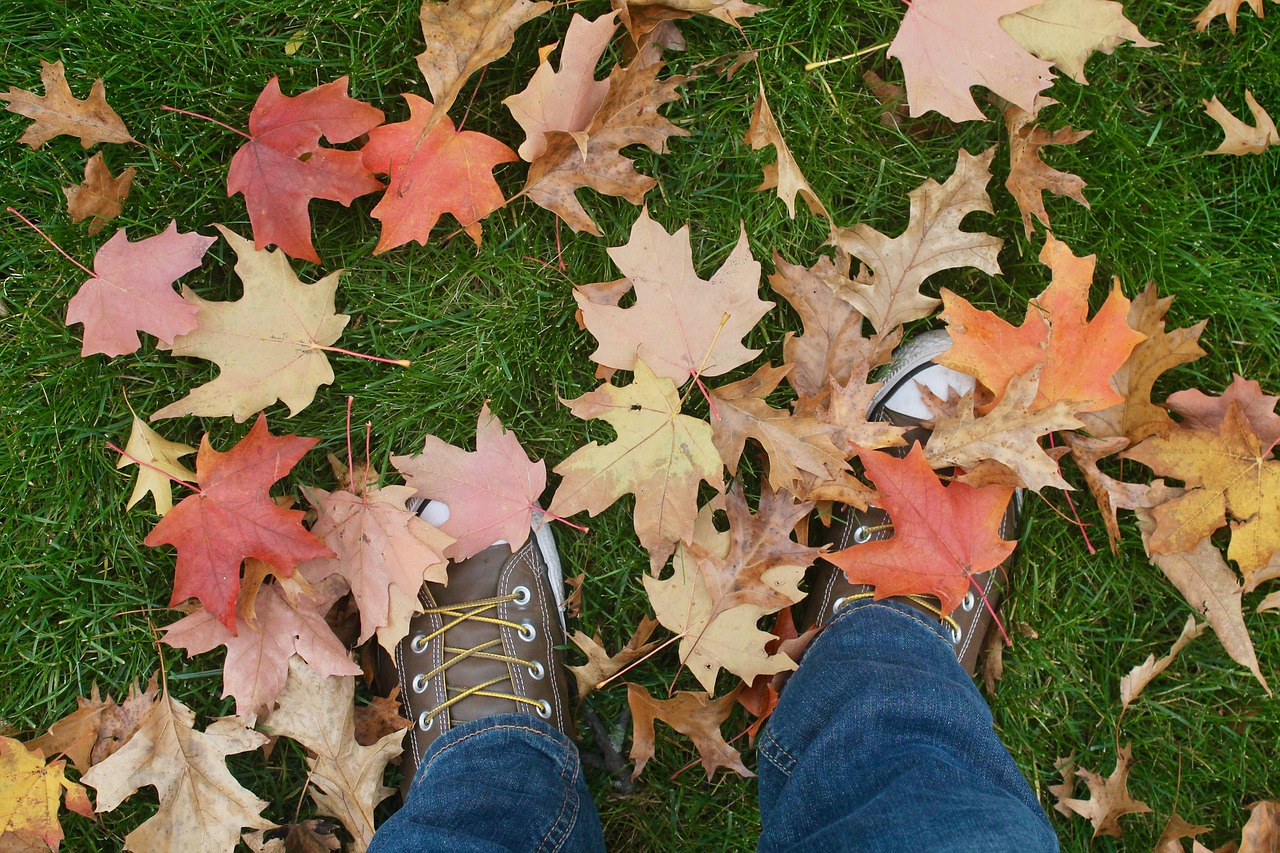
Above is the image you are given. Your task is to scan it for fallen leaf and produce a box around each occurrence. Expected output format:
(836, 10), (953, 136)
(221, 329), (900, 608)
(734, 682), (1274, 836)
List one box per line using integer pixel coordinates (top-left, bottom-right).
(1154, 813), (1211, 853)
(1058, 743), (1152, 837)
(502, 12), (617, 162)
(568, 616), (661, 699)
(1119, 615), (1206, 708)
(1203, 92), (1278, 155)
(150, 226), (350, 422)
(887, 0), (1055, 122)
(0, 59), (133, 149)
(261, 659), (404, 853)
(940, 233), (1146, 413)
(354, 688), (413, 747)
(392, 403), (545, 561)
(416, 0), (553, 121)
(626, 683), (751, 780)
(999, 0), (1156, 83)
(63, 151), (134, 235)
(0, 738), (93, 852)
(621, 0), (764, 29)
(1049, 753), (1076, 816)
(80, 692), (273, 851)
(144, 414), (332, 630)
(64, 221), (214, 358)
(1194, 0), (1265, 32)
(244, 820), (342, 853)
(832, 147), (1003, 334)
(360, 94), (517, 252)
(1167, 375), (1280, 454)
(1003, 97), (1092, 238)
(826, 443), (1017, 615)
(1061, 432), (1161, 549)
(226, 77), (383, 263)
(563, 572), (585, 618)
(116, 414), (197, 516)
(737, 608), (815, 738)
(1240, 800), (1280, 852)
(745, 82), (829, 219)
(549, 359), (724, 571)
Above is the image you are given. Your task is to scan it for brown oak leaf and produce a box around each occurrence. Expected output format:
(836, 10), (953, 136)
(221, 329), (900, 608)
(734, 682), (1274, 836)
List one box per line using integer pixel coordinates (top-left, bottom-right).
(1049, 753), (1077, 816)
(0, 60), (133, 149)
(1119, 615), (1206, 709)
(1167, 375), (1280, 454)
(27, 678), (159, 774)
(1061, 432), (1162, 550)
(63, 151), (134, 235)
(999, 0), (1156, 84)
(1154, 813), (1211, 853)
(1058, 743), (1152, 837)
(745, 82), (829, 219)
(354, 688), (413, 747)
(1194, 0), (1265, 32)
(626, 683), (751, 780)
(1204, 91), (1278, 155)
(568, 616), (661, 700)
(1003, 97), (1092, 238)
(1241, 800), (1280, 852)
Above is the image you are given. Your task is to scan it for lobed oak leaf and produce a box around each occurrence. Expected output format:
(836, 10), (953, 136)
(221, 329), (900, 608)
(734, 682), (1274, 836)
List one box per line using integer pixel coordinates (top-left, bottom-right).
(144, 414), (332, 631)
(80, 692), (273, 852)
(0, 738), (94, 852)
(162, 574), (361, 721)
(1154, 813), (1211, 853)
(815, 376), (910, 456)
(354, 687), (413, 747)
(503, 12), (617, 162)
(999, 0), (1156, 84)
(392, 403), (545, 562)
(417, 0), (553, 122)
(65, 221), (213, 358)
(887, 0), (1054, 122)
(0, 60), (133, 149)
(244, 820), (341, 853)
(227, 77), (385, 263)
(832, 147), (1003, 334)
(1203, 91), (1278, 155)
(116, 414), (197, 516)
(261, 659), (404, 853)
(825, 444), (1017, 615)
(626, 683), (751, 780)
(1125, 403), (1280, 584)
(1049, 754), (1077, 817)
(619, 0), (765, 29)
(577, 209), (772, 384)
(521, 46), (689, 235)
(940, 234), (1146, 413)
(1058, 744), (1152, 837)
(150, 226), (350, 422)
(736, 608), (817, 738)
(1167, 375), (1280, 453)
(549, 359), (724, 571)
(1060, 432), (1163, 550)
(745, 82), (829, 219)
(567, 616), (661, 700)
(1079, 281), (1208, 444)
(63, 151), (134, 235)
(1003, 97), (1092, 238)
(1194, 0), (1265, 32)
(1119, 615), (1205, 709)
(361, 94), (517, 253)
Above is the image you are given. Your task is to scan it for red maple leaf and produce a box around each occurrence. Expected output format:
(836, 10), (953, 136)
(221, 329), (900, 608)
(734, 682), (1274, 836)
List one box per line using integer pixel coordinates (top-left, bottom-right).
(144, 414), (333, 631)
(227, 76), (385, 264)
(826, 444), (1016, 614)
(65, 221), (214, 357)
(360, 94), (518, 254)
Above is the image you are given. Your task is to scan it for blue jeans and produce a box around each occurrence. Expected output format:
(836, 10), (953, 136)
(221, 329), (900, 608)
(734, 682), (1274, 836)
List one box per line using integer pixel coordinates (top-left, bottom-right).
(368, 599), (1059, 852)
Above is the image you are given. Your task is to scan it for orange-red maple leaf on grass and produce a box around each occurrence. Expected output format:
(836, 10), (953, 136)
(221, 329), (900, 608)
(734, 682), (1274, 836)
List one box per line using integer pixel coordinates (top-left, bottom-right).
(826, 444), (1016, 614)
(143, 414), (332, 631)
(226, 76), (385, 264)
(360, 94), (518, 253)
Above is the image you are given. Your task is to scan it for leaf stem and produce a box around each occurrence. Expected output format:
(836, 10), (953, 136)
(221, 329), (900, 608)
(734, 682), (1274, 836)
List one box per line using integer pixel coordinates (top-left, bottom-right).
(315, 343), (411, 367)
(804, 41), (889, 72)
(595, 632), (681, 691)
(108, 440), (202, 495)
(7, 207), (95, 277)
(160, 105), (251, 139)
(345, 396), (355, 490)
(530, 504), (589, 532)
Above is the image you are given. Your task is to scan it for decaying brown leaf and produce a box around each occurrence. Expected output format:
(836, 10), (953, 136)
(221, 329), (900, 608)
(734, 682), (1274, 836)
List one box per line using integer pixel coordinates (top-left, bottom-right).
(27, 677), (160, 774)
(745, 82), (829, 220)
(1203, 91), (1278, 155)
(626, 683), (751, 780)
(1, 59), (133, 149)
(1154, 812), (1211, 853)
(568, 616), (661, 699)
(354, 687), (413, 747)
(63, 152), (134, 235)
(1003, 97), (1091, 238)
(1057, 743), (1152, 837)
(1166, 375), (1280, 454)
(1049, 753), (1077, 817)
(1119, 615), (1206, 709)
(1240, 800), (1280, 852)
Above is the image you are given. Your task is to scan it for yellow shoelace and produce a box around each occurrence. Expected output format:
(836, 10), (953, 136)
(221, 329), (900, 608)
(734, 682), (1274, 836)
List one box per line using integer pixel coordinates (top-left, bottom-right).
(415, 592), (545, 725)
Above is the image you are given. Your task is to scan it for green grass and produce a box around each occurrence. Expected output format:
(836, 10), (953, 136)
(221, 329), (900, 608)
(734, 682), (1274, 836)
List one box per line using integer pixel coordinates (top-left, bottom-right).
(2, 0), (1279, 850)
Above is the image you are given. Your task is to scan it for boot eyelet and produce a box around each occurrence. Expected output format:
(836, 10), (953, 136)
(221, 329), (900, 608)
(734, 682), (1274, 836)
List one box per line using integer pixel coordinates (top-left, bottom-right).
(961, 591), (976, 611)
(527, 661), (545, 680)
(517, 622), (537, 642)
(852, 525), (872, 544)
(417, 711), (436, 731)
(948, 623), (963, 644)
(410, 634), (429, 654)
(412, 673), (428, 693)
(511, 585), (531, 607)
(832, 596), (849, 612)
(536, 699), (552, 719)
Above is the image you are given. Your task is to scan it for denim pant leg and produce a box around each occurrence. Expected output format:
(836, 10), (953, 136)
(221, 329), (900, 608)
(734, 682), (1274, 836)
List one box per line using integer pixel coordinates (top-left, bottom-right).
(757, 599), (1058, 853)
(369, 714), (605, 853)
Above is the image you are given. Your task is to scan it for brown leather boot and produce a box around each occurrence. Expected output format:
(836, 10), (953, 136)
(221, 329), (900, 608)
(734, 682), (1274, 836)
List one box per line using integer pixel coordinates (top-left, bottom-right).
(802, 330), (1022, 676)
(387, 505), (571, 782)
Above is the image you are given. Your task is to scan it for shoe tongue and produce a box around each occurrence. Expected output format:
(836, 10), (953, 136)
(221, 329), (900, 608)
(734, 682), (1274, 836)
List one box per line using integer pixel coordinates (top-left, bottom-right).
(880, 364), (975, 422)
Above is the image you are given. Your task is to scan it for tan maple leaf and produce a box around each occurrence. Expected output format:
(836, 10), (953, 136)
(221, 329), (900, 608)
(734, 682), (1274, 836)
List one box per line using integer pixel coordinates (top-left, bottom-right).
(0, 738), (94, 852)
(1003, 97), (1092, 238)
(417, 0), (553, 122)
(1119, 615), (1206, 709)
(80, 691), (274, 851)
(1079, 281), (1208, 444)
(0, 60), (133, 149)
(626, 683), (751, 780)
(549, 359), (724, 571)
(151, 225), (350, 422)
(1194, 0), (1265, 32)
(1058, 743), (1152, 837)
(745, 82), (829, 219)
(999, 0), (1156, 84)
(262, 659), (404, 853)
(521, 45), (689, 235)
(1204, 91), (1279, 155)
(63, 152), (134, 235)
(831, 147), (1003, 334)
(116, 413), (197, 516)
(567, 616), (661, 699)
